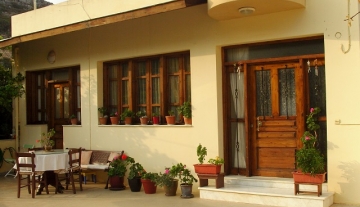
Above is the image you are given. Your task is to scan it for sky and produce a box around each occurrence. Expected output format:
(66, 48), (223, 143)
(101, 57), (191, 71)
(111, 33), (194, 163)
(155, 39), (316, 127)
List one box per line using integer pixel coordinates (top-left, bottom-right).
(46, 0), (68, 4)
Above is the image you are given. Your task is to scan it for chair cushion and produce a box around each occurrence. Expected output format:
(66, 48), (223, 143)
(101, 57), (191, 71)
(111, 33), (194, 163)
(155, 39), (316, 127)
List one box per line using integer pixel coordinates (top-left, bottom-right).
(81, 151), (93, 165)
(90, 151), (110, 164)
(108, 152), (121, 162)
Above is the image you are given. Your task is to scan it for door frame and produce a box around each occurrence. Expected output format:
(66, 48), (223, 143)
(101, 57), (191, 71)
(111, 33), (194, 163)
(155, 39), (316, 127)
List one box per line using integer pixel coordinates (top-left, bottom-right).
(222, 54), (325, 177)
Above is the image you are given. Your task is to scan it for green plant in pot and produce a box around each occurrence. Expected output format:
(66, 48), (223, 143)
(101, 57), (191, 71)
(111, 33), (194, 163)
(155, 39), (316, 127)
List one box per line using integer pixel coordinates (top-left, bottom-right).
(174, 163), (198, 198)
(121, 109), (135, 125)
(98, 107), (108, 125)
(165, 110), (175, 125)
(141, 172), (159, 194)
(152, 112), (160, 125)
(37, 128), (55, 151)
(127, 156), (146, 192)
(177, 101), (192, 125)
(108, 153), (131, 189)
(293, 107), (326, 184)
(136, 110), (148, 125)
(155, 164), (182, 196)
(194, 143), (224, 174)
(70, 114), (77, 125)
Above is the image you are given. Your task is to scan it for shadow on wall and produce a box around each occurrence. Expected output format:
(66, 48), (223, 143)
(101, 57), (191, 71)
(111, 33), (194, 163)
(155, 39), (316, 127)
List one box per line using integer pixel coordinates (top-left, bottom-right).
(337, 161), (360, 203)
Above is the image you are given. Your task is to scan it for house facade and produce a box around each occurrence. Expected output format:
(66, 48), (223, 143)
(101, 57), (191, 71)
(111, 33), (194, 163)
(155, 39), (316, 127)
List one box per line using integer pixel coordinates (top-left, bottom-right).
(1, 0), (360, 205)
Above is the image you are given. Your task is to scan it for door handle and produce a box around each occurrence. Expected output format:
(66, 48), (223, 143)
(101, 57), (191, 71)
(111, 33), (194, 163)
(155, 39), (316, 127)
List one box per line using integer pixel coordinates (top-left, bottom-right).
(257, 117), (262, 131)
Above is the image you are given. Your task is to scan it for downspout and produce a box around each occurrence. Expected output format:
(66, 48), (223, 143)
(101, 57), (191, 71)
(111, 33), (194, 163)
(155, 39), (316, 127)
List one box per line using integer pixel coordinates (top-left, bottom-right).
(14, 47), (20, 151)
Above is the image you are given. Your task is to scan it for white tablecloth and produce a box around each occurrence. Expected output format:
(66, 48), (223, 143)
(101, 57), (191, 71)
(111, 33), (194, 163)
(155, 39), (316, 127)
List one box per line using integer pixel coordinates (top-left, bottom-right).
(15, 149), (69, 172)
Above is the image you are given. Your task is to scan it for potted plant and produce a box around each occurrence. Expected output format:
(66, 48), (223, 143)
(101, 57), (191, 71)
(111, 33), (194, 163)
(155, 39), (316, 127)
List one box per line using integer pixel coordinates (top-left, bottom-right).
(141, 172), (159, 194)
(109, 112), (119, 125)
(173, 163), (198, 198)
(165, 110), (175, 125)
(152, 112), (160, 125)
(193, 143), (224, 174)
(36, 128), (55, 151)
(293, 107), (326, 184)
(127, 157), (146, 192)
(121, 109), (134, 125)
(155, 165), (182, 196)
(70, 114), (77, 125)
(108, 153), (131, 190)
(177, 101), (192, 125)
(98, 107), (108, 125)
(136, 110), (148, 125)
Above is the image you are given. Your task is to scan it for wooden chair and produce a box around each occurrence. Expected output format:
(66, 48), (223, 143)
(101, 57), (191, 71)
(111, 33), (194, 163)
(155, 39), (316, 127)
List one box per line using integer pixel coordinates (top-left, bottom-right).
(14, 152), (49, 198)
(55, 147), (83, 194)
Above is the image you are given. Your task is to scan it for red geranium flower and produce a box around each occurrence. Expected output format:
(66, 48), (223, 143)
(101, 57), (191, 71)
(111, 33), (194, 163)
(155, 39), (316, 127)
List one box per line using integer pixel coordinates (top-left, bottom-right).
(121, 154), (128, 160)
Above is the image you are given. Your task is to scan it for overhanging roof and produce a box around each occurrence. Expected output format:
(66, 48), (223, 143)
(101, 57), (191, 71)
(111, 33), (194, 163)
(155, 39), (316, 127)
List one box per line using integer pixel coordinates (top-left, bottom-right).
(0, 0), (207, 49)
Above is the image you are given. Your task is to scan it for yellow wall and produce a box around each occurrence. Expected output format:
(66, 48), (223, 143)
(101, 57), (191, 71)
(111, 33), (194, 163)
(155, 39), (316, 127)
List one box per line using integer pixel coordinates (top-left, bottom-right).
(11, 0), (360, 204)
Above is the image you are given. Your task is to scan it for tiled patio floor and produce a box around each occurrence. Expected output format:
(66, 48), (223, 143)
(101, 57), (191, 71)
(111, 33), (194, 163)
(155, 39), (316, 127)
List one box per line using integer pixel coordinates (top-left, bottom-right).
(0, 174), (357, 207)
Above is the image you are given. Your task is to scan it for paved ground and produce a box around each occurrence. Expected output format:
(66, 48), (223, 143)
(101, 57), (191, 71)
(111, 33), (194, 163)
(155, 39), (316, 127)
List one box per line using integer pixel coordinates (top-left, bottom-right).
(0, 174), (358, 207)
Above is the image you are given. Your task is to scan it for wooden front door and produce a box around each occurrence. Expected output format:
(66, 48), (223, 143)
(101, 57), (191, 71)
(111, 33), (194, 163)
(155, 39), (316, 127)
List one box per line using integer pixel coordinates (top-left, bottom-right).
(49, 82), (70, 149)
(249, 62), (304, 177)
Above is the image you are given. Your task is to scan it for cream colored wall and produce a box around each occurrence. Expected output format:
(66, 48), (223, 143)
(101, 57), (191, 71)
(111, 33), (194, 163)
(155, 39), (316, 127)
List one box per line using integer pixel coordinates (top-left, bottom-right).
(11, 0), (176, 37)
(13, 0), (360, 204)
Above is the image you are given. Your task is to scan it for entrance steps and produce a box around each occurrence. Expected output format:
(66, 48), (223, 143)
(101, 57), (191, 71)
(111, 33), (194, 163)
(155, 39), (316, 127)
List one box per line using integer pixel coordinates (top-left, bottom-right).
(199, 175), (334, 207)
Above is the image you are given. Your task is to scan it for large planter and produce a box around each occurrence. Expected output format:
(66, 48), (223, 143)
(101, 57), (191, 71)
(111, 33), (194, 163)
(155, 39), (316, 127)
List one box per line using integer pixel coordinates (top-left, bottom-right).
(110, 117), (119, 125)
(164, 179), (178, 196)
(180, 184), (194, 198)
(292, 171), (326, 184)
(109, 176), (125, 190)
(165, 116), (175, 125)
(128, 177), (142, 192)
(194, 164), (221, 174)
(141, 179), (157, 194)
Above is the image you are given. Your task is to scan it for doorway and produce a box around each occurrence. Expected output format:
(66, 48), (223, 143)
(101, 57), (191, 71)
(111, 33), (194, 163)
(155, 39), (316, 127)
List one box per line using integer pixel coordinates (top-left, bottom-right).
(222, 39), (326, 178)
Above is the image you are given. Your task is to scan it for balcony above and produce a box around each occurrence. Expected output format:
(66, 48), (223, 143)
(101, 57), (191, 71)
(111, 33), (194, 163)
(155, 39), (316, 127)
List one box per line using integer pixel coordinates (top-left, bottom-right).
(207, 0), (306, 20)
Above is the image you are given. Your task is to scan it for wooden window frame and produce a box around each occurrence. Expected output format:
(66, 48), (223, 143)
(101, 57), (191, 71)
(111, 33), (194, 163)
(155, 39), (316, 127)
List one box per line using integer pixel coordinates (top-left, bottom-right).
(103, 51), (190, 124)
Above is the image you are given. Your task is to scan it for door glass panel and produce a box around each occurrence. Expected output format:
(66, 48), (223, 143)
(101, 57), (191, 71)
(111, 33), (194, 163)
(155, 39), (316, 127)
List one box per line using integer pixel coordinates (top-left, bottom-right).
(185, 74), (191, 102)
(230, 73), (245, 119)
(152, 77), (160, 104)
(122, 80), (128, 105)
(151, 59), (160, 75)
(55, 88), (60, 119)
(167, 57), (179, 73)
(279, 68), (296, 116)
(138, 79), (146, 104)
(256, 70), (272, 116)
(64, 87), (69, 118)
(169, 76), (179, 104)
(52, 69), (68, 81)
(110, 81), (118, 105)
(231, 122), (246, 168)
(308, 65), (326, 116)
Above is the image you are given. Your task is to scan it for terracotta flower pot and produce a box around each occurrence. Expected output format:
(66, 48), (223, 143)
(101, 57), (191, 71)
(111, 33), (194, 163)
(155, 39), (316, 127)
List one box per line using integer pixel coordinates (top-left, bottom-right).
(193, 164), (221, 174)
(110, 117), (119, 125)
(140, 117), (148, 125)
(70, 118), (77, 125)
(184, 117), (192, 125)
(109, 176), (125, 190)
(141, 179), (157, 194)
(165, 116), (175, 125)
(164, 179), (178, 196)
(124, 117), (132, 125)
(99, 117), (107, 125)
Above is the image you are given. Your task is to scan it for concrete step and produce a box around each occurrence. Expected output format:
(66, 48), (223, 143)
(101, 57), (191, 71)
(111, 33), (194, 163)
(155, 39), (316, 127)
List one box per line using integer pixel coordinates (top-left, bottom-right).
(198, 175), (334, 207)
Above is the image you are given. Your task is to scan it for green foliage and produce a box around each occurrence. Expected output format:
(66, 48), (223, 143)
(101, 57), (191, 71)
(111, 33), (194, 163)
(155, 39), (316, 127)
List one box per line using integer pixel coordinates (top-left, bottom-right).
(120, 109), (135, 120)
(0, 66), (25, 113)
(98, 107), (107, 116)
(70, 114), (76, 119)
(208, 156), (224, 165)
(38, 128), (56, 147)
(128, 157), (146, 179)
(177, 101), (192, 118)
(174, 163), (198, 185)
(136, 110), (147, 118)
(296, 107), (325, 175)
(141, 172), (159, 182)
(168, 110), (174, 116)
(152, 112), (160, 117)
(197, 143), (207, 164)
(108, 154), (131, 177)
